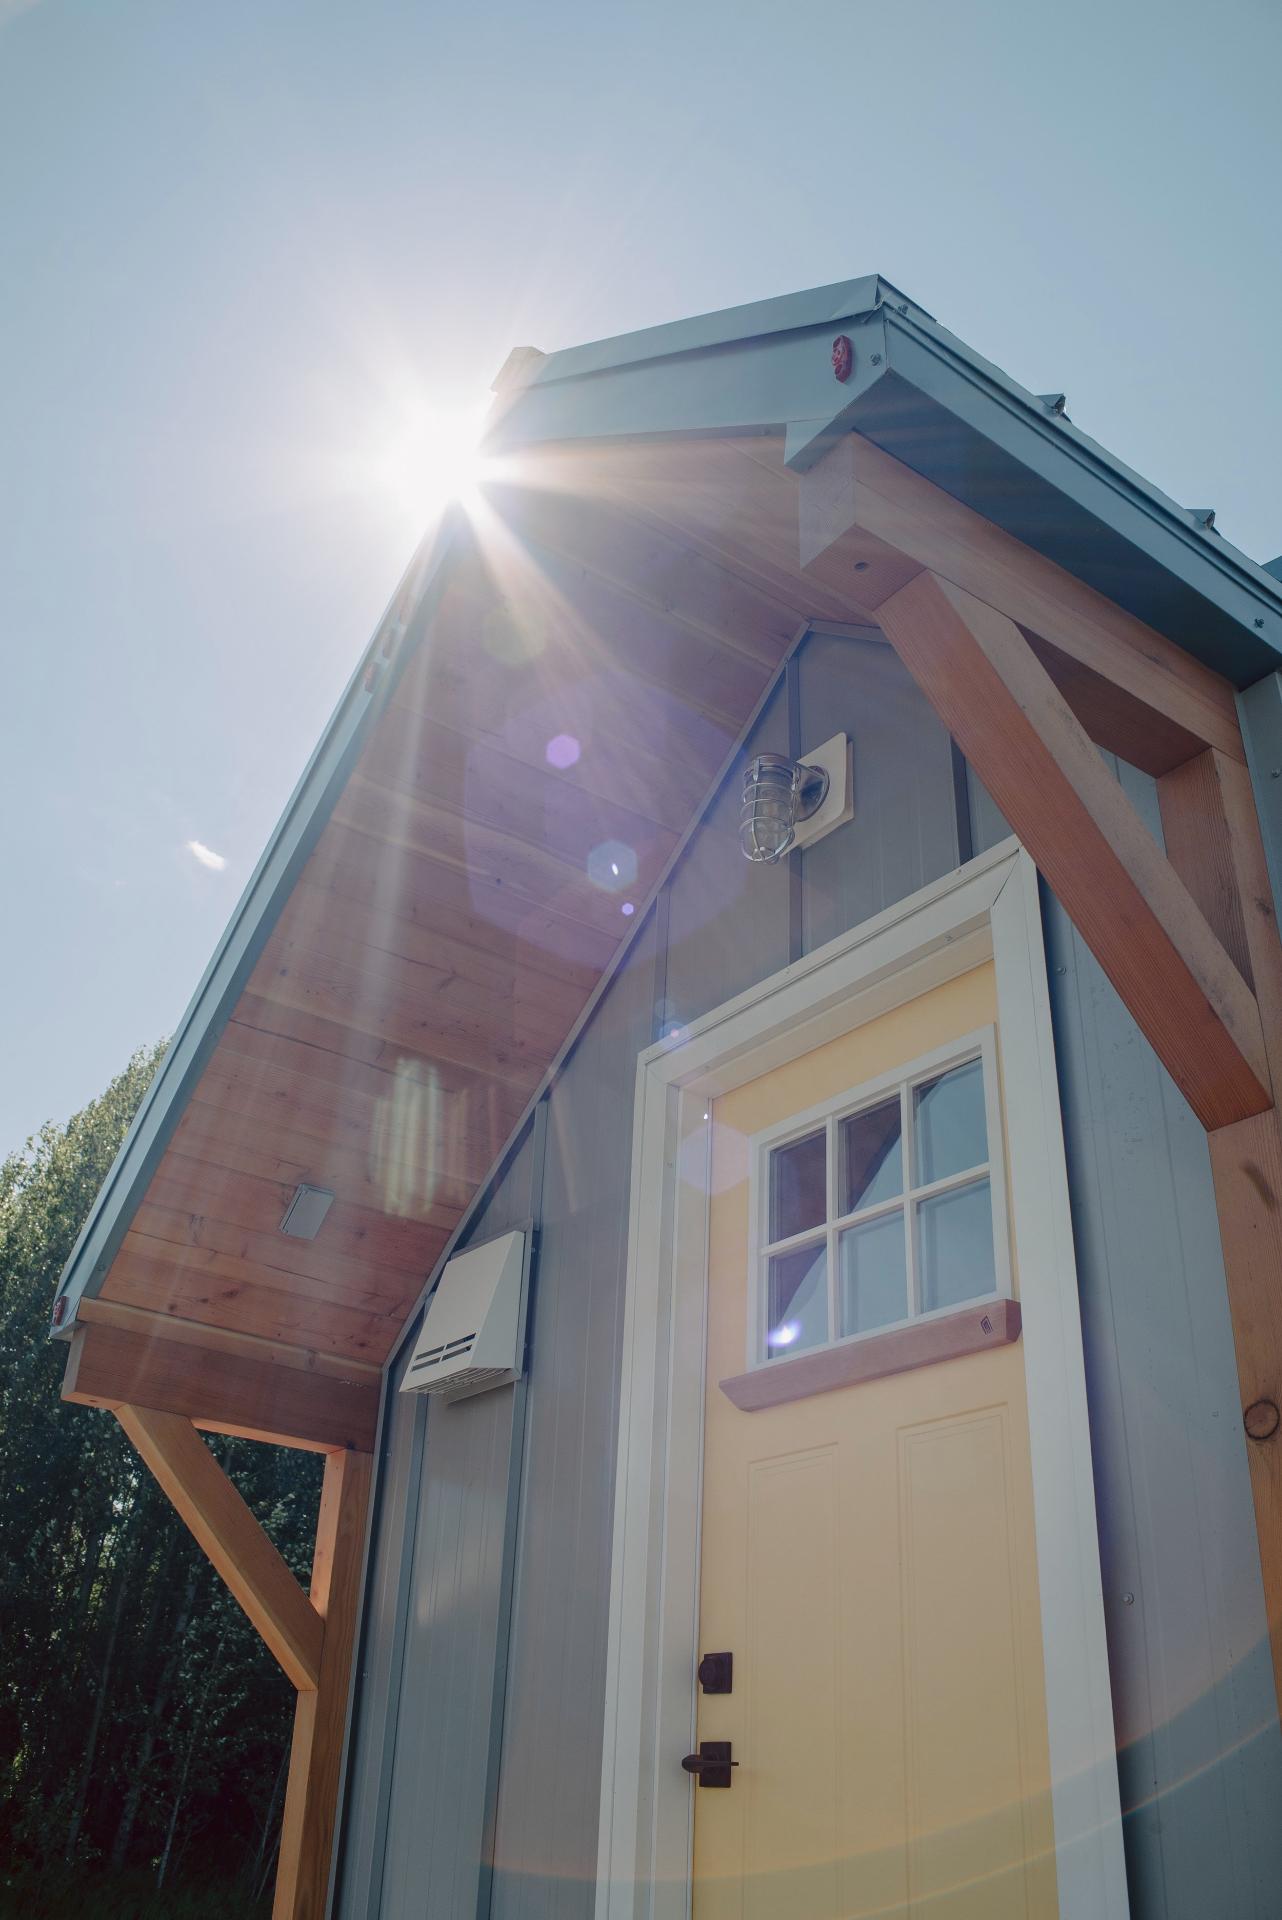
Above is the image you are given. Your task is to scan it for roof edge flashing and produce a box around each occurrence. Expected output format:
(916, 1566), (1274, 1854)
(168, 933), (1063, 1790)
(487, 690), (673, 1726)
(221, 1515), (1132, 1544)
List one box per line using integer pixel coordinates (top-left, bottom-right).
(875, 303), (1282, 634)
(507, 274), (930, 391)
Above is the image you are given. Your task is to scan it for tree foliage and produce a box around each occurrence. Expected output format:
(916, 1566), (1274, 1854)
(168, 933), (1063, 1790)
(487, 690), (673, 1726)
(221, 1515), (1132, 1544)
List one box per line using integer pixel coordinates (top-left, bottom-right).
(0, 1046), (324, 1917)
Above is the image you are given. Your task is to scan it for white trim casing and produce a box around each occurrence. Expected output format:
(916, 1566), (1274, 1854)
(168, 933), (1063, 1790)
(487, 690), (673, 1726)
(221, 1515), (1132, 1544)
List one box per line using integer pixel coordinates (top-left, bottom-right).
(593, 841), (1127, 1920)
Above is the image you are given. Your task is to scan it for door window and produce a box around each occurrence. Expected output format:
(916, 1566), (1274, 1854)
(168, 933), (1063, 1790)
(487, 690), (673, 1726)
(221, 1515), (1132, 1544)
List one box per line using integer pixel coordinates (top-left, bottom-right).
(755, 1038), (1007, 1363)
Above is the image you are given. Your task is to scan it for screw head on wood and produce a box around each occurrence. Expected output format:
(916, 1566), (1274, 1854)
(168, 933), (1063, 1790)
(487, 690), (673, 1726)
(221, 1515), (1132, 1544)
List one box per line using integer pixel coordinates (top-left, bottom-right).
(832, 335), (854, 383)
(1244, 1399), (1280, 1442)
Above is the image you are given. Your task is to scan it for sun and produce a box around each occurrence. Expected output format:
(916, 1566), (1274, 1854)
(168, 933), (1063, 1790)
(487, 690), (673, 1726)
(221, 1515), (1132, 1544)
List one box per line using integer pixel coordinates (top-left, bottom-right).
(353, 392), (495, 530)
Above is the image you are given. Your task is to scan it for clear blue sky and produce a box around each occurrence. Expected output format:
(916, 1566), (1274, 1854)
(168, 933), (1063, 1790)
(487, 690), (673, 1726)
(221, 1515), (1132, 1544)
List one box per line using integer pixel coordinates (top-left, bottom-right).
(2, 0), (1279, 1153)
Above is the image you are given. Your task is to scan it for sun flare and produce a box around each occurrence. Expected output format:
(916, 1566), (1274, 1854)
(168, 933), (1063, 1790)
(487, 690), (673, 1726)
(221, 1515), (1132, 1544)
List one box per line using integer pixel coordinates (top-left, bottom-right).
(353, 393), (495, 529)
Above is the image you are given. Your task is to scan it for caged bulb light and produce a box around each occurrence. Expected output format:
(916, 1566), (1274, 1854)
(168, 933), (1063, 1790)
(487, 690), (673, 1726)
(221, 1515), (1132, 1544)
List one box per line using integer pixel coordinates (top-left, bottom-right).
(739, 753), (831, 864)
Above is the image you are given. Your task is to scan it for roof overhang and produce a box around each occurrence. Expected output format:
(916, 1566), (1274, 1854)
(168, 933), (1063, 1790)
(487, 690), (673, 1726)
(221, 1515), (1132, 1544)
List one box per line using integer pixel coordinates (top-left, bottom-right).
(490, 275), (1282, 686)
(53, 274), (1279, 1452)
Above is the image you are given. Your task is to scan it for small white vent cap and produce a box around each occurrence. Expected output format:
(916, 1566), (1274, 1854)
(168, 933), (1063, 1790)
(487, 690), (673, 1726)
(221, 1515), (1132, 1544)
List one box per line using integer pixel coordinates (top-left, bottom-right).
(400, 1229), (528, 1403)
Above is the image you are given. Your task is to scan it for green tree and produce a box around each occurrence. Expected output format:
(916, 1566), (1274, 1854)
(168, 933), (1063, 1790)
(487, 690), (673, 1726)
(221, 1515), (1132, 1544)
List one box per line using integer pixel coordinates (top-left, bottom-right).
(0, 1047), (324, 1918)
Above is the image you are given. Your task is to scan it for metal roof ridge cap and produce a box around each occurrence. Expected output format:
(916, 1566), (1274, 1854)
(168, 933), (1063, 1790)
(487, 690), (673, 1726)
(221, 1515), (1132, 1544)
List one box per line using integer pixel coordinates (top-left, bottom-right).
(506, 274), (931, 390)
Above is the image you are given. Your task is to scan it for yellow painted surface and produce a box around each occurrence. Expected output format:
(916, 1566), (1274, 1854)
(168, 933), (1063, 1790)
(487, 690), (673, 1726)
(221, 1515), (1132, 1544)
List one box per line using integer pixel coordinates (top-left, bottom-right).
(693, 963), (1057, 1920)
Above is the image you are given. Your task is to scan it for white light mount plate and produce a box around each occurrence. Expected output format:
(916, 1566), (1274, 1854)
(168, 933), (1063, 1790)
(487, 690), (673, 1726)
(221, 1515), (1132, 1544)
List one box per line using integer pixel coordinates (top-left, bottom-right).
(792, 732), (854, 852)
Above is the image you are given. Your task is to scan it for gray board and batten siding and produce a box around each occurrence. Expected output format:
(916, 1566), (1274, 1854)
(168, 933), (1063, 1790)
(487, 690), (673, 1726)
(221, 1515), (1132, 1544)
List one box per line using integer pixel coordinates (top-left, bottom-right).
(334, 631), (1282, 1920)
(971, 764), (1282, 1920)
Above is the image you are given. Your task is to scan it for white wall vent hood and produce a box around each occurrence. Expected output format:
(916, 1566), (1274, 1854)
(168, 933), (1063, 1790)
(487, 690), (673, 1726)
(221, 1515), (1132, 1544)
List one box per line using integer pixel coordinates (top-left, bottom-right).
(400, 1229), (528, 1402)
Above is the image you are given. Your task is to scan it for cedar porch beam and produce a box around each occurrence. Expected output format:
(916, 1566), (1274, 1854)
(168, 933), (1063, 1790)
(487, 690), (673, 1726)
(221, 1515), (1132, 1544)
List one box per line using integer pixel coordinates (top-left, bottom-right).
(796, 431), (1244, 770)
(273, 1446), (372, 1920)
(62, 1316), (379, 1453)
(114, 1404), (324, 1691)
(875, 570), (1271, 1131)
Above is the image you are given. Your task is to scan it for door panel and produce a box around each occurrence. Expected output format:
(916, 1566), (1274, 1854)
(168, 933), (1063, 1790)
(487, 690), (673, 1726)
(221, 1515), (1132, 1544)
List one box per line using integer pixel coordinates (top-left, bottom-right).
(693, 962), (1057, 1920)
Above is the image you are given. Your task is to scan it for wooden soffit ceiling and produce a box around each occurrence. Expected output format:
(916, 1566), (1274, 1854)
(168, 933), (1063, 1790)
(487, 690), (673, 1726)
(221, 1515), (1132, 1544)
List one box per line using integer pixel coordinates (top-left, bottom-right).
(63, 426), (1243, 1452)
(64, 432), (880, 1447)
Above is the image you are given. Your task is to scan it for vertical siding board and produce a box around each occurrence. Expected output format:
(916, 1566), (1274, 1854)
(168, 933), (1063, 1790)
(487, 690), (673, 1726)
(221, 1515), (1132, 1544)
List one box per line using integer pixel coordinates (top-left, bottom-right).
(797, 634), (958, 950)
(489, 918), (660, 1919)
(335, 1382), (423, 1914)
(1034, 757), (1282, 1920)
(661, 686), (791, 1032)
(335, 1135), (536, 1918)
(376, 1384), (518, 1919)
(458, 1131), (535, 1249)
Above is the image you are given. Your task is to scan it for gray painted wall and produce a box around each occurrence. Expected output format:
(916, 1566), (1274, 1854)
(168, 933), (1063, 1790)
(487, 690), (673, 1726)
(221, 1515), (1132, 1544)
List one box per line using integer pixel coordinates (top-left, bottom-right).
(337, 1135), (535, 1920)
(335, 637), (1281, 1920)
(973, 758), (1282, 1919)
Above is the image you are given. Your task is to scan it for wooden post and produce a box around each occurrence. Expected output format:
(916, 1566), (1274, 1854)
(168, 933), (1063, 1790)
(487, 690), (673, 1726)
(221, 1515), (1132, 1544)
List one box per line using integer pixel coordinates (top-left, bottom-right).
(273, 1447), (372, 1920)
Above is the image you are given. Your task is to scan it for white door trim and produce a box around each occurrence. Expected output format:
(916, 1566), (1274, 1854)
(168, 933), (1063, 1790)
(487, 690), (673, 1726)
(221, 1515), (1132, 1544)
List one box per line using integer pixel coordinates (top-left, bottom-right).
(593, 841), (1128, 1920)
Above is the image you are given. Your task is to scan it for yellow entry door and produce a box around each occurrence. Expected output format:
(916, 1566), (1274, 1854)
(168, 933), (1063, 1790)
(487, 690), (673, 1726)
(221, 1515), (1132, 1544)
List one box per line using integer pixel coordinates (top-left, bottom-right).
(692, 962), (1058, 1920)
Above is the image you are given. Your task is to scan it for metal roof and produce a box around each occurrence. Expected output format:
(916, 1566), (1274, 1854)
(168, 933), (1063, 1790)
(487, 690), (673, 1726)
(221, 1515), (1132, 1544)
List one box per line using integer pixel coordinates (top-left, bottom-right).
(489, 275), (1282, 686)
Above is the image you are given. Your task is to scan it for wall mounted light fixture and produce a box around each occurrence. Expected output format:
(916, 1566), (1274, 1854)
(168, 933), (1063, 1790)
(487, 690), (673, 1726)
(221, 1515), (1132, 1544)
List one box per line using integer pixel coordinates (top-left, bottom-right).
(739, 732), (853, 865)
(740, 754), (828, 862)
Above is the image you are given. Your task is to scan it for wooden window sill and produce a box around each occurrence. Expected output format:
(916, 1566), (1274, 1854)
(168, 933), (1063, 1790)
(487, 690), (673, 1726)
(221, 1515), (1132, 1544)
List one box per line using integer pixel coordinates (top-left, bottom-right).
(719, 1297), (1021, 1412)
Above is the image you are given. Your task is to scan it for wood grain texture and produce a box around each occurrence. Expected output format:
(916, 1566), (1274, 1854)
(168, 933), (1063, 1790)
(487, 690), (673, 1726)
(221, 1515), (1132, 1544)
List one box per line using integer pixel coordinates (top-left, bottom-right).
(1160, 747), (1282, 1085)
(103, 1237), (412, 1363)
(141, 1152), (456, 1273)
(274, 1448), (373, 1920)
(844, 435), (1244, 763)
(1159, 749), (1256, 985)
(1025, 629), (1210, 776)
(113, 1404), (323, 1689)
(74, 459), (799, 1404)
(719, 1298), (1022, 1411)
(512, 438), (875, 624)
(63, 1320), (379, 1452)
(77, 1297), (381, 1381)
(876, 570), (1270, 1130)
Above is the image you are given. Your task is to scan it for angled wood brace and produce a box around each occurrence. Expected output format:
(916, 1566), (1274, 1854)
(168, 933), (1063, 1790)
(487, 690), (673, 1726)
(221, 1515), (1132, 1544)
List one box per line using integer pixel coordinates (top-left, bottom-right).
(114, 1405), (371, 1920)
(874, 569), (1271, 1130)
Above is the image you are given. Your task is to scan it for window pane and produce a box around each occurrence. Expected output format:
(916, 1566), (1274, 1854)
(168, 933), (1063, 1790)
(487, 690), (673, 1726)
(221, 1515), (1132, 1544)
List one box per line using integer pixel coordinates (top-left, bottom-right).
(839, 1210), (907, 1336)
(766, 1242), (828, 1356)
(769, 1129), (826, 1242)
(839, 1097), (902, 1216)
(918, 1177), (996, 1312)
(914, 1058), (987, 1185)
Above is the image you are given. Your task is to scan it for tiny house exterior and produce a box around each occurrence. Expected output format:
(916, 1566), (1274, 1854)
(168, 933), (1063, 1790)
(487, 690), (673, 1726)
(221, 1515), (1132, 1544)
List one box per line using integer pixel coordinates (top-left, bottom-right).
(52, 278), (1282, 1920)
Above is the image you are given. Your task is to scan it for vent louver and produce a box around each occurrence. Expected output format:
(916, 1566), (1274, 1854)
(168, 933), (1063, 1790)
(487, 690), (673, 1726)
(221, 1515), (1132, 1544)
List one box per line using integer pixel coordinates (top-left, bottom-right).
(400, 1230), (528, 1402)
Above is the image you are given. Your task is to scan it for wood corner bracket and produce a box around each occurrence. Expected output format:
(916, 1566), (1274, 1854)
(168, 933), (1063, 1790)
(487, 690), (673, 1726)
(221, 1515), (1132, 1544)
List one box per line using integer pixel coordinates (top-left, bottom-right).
(113, 1404), (371, 1920)
(874, 569), (1271, 1133)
